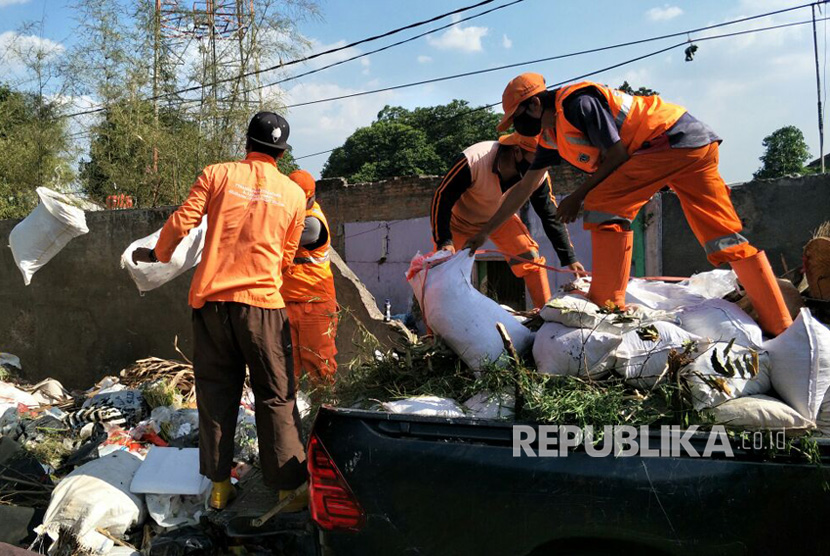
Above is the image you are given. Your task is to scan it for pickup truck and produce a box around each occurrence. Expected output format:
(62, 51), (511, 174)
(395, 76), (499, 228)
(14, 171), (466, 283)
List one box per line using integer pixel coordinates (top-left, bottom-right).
(307, 406), (830, 556)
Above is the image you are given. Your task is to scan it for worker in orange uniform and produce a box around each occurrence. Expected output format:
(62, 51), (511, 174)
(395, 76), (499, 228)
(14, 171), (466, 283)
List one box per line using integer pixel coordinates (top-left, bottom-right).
(280, 169), (338, 387)
(431, 132), (585, 308)
(465, 73), (792, 336)
(132, 112), (309, 510)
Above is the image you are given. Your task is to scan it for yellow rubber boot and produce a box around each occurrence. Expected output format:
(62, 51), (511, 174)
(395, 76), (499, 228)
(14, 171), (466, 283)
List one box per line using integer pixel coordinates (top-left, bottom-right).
(523, 270), (552, 308)
(587, 230), (633, 310)
(730, 251), (793, 336)
(278, 482), (310, 513)
(209, 479), (236, 510)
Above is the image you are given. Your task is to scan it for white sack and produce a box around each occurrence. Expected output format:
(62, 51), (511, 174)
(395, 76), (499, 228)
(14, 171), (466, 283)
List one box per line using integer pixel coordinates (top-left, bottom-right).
(9, 187), (89, 285)
(463, 391), (515, 420)
(677, 298), (763, 348)
(540, 292), (673, 334)
(704, 394), (814, 432)
(686, 341), (771, 410)
(614, 322), (700, 388)
(120, 217), (207, 292)
(765, 308), (830, 421)
(382, 396), (465, 418)
(37, 451), (145, 555)
(533, 321), (620, 378)
(408, 250), (533, 370)
(0, 352), (21, 370)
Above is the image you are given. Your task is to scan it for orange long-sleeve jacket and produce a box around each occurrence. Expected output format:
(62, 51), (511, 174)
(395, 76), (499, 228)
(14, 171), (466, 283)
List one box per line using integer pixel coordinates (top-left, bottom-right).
(154, 152), (306, 309)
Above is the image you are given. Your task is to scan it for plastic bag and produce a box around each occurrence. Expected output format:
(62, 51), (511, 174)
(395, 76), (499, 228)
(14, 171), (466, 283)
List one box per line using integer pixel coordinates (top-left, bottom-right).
(407, 250), (534, 370)
(532, 321), (620, 378)
(146, 493), (205, 528)
(120, 217), (207, 292)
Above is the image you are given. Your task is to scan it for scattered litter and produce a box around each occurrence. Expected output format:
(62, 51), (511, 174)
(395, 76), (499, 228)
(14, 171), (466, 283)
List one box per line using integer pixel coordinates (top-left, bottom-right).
(9, 187), (90, 286)
(144, 525), (217, 556)
(234, 411), (259, 465)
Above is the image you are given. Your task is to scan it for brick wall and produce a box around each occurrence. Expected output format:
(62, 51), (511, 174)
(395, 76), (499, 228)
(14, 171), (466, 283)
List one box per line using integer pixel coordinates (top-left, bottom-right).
(316, 164), (585, 256)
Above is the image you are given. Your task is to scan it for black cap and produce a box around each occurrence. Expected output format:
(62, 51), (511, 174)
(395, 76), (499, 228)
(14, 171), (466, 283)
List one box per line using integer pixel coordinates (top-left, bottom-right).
(247, 111), (291, 150)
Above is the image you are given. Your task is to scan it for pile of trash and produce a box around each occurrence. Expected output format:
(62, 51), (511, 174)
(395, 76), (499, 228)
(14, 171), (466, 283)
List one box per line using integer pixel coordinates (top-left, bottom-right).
(0, 351), (305, 554)
(320, 249), (830, 439)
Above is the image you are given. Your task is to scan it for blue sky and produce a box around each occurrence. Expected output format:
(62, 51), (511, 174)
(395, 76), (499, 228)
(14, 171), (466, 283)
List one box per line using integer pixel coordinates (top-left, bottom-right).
(1, 0), (826, 183)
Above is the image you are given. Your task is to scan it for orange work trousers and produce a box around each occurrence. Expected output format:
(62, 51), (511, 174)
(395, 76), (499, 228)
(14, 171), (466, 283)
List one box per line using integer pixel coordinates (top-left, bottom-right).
(449, 213), (547, 278)
(583, 143), (757, 265)
(285, 299), (338, 385)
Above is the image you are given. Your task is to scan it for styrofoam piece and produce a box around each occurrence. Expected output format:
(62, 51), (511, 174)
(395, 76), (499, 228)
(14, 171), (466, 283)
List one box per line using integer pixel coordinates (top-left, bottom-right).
(129, 447), (210, 495)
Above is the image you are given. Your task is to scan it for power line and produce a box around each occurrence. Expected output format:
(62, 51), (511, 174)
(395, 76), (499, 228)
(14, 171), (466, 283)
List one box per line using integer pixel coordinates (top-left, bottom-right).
(163, 0), (829, 111)
(62, 0), (821, 120)
(61, 0), (514, 118)
(163, 0), (527, 111)
(294, 15), (830, 161)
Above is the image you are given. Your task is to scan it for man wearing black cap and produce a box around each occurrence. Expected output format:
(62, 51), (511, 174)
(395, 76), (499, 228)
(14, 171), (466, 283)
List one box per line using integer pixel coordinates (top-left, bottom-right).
(132, 112), (309, 510)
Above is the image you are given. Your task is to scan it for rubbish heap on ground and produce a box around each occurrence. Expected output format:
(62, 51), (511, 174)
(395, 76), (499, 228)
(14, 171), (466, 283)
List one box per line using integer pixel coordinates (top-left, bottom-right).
(0, 348), (310, 554)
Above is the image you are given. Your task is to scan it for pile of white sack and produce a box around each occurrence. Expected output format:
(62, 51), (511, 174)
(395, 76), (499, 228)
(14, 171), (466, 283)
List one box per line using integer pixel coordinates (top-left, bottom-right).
(406, 250), (830, 433)
(533, 272), (830, 433)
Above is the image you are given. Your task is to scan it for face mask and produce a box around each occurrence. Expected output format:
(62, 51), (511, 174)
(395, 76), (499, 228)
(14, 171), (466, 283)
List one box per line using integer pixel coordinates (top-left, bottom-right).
(513, 110), (542, 137)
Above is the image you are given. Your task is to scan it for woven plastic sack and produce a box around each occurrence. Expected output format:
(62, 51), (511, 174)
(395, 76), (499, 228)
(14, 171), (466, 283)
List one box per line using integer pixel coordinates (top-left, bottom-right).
(533, 321), (620, 378)
(408, 250), (533, 370)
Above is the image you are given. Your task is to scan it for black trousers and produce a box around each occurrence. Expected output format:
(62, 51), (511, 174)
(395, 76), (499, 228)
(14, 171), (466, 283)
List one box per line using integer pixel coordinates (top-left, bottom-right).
(192, 301), (307, 490)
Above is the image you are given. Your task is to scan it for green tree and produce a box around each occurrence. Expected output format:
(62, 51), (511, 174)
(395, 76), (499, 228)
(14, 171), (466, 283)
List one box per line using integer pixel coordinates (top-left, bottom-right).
(322, 100), (501, 181)
(618, 81), (659, 96)
(753, 125), (811, 180)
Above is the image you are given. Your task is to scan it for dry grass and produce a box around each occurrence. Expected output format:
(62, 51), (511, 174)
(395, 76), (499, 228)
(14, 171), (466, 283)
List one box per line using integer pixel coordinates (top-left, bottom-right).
(814, 220), (830, 239)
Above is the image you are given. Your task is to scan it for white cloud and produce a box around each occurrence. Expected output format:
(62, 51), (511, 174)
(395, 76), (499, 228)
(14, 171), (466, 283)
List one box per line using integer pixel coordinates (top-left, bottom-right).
(269, 81), (398, 176)
(427, 16), (488, 52)
(0, 31), (64, 76)
(417, 55), (433, 64)
(646, 5), (683, 21)
(502, 34), (512, 49)
(0, 0), (31, 7)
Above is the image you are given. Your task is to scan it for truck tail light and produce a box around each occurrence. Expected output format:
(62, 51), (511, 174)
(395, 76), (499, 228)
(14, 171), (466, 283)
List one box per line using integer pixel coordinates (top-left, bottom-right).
(308, 433), (366, 532)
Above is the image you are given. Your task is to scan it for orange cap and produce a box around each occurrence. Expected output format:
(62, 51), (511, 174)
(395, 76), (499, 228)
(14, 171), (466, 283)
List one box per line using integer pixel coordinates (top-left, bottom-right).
(496, 73), (546, 132)
(288, 169), (316, 199)
(498, 132), (539, 153)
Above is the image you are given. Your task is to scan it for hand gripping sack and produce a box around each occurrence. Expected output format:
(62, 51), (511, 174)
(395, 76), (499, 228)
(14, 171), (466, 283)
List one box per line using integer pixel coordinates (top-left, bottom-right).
(533, 321), (620, 378)
(765, 308), (830, 421)
(408, 250), (533, 370)
(120, 217), (207, 292)
(9, 187), (89, 285)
